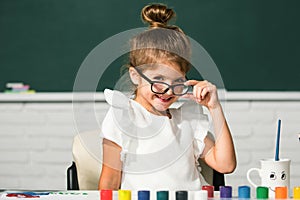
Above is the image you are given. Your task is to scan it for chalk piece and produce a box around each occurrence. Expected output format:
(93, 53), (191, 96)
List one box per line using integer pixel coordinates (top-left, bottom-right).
(25, 90), (36, 94)
(6, 83), (24, 88)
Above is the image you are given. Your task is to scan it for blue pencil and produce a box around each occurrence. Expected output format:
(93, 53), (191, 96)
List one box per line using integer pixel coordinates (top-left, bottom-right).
(275, 119), (281, 161)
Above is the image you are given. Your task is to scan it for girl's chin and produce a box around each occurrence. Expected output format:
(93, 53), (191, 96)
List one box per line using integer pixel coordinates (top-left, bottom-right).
(152, 102), (172, 111)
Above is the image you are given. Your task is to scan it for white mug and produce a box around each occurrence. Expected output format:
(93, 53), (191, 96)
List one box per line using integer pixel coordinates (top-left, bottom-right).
(247, 158), (290, 198)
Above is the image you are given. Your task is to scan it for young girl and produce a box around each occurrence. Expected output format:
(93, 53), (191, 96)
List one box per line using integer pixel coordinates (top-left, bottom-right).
(98, 3), (236, 191)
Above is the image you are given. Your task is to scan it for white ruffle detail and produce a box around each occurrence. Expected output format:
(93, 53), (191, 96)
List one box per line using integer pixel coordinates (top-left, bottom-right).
(104, 89), (130, 109)
(120, 149), (128, 163)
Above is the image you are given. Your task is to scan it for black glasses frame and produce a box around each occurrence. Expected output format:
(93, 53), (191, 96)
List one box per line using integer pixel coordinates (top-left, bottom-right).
(134, 67), (190, 96)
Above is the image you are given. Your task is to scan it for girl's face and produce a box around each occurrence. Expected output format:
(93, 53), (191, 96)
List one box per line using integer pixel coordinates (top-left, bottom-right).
(131, 62), (186, 114)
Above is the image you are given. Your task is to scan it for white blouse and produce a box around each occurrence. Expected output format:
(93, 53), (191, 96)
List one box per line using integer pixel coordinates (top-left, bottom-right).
(101, 89), (210, 191)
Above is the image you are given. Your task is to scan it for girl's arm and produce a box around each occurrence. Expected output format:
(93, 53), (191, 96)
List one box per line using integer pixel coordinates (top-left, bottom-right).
(184, 80), (237, 174)
(202, 105), (236, 173)
(98, 138), (122, 190)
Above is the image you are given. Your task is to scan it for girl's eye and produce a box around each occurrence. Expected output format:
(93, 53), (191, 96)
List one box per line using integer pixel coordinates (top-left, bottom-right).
(175, 78), (185, 83)
(153, 76), (164, 81)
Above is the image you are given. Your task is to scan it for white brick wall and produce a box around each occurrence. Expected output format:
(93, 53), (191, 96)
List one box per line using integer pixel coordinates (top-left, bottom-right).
(0, 92), (300, 195)
(224, 100), (300, 196)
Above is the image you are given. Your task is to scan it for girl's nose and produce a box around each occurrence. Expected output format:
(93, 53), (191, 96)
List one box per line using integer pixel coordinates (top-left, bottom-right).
(165, 87), (173, 95)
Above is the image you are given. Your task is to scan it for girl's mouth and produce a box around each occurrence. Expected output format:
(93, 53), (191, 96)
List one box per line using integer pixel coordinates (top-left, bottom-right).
(155, 94), (172, 102)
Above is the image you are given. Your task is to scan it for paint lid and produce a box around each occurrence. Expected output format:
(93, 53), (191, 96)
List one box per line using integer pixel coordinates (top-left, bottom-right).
(176, 191), (188, 200)
(118, 190), (131, 200)
(238, 185), (251, 198)
(202, 185), (214, 198)
(138, 191), (150, 200)
(157, 191), (169, 200)
(256, 186), (269, 199)
(192, 191), (207, 200)
(220, 186), (232, 198)
(101, 190), (113, 200)
(275, 186), (288, 199)
(294, 186), (300, 199)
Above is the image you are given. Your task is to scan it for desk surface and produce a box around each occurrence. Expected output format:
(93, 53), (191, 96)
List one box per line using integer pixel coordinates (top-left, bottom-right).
(0, 190), (296, 200)
(0, 191), (99, 200)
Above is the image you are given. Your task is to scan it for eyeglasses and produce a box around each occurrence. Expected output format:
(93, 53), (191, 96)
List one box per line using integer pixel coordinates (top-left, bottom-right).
(134, 67), (190, 96)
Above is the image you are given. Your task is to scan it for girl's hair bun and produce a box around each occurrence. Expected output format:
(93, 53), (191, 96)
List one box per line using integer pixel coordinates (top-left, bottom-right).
(141, 4), (175, 28)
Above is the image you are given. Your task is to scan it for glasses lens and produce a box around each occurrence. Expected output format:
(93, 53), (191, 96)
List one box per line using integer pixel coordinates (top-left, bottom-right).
(152, 82), (189, 96)
(173, 85), (189, 95)
(152, 82), (169, 94)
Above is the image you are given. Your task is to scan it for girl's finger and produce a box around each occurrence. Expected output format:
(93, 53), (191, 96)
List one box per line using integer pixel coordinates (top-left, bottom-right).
(193, 84), (201, 100)
(180, 93), (196, 101)
(184, 80), (199, 86)
(200, 86), (210, 99)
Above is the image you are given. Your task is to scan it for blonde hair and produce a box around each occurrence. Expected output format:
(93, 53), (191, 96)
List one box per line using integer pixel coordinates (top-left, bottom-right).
(129, 3), (191, 73)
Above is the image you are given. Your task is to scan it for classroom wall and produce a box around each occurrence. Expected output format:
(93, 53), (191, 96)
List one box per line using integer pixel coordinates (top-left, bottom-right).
(1, 0), (300, 92)
(0, 92), (300, 195)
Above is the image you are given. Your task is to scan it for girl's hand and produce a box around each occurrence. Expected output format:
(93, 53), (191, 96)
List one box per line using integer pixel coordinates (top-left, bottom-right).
(183, 80), (221, 110)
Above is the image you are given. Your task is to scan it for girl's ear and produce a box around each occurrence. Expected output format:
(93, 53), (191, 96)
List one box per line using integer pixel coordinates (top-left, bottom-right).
(129, 67), (140, 85)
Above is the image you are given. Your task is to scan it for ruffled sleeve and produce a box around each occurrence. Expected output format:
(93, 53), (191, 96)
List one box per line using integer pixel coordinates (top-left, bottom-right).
(101, 89), (130, 147)
(101, 89), (161, 163)
(100, 89), (130, 147)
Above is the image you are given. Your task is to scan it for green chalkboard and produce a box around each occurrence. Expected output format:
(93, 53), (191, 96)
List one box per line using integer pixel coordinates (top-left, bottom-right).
(1, 0), (300, 92)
